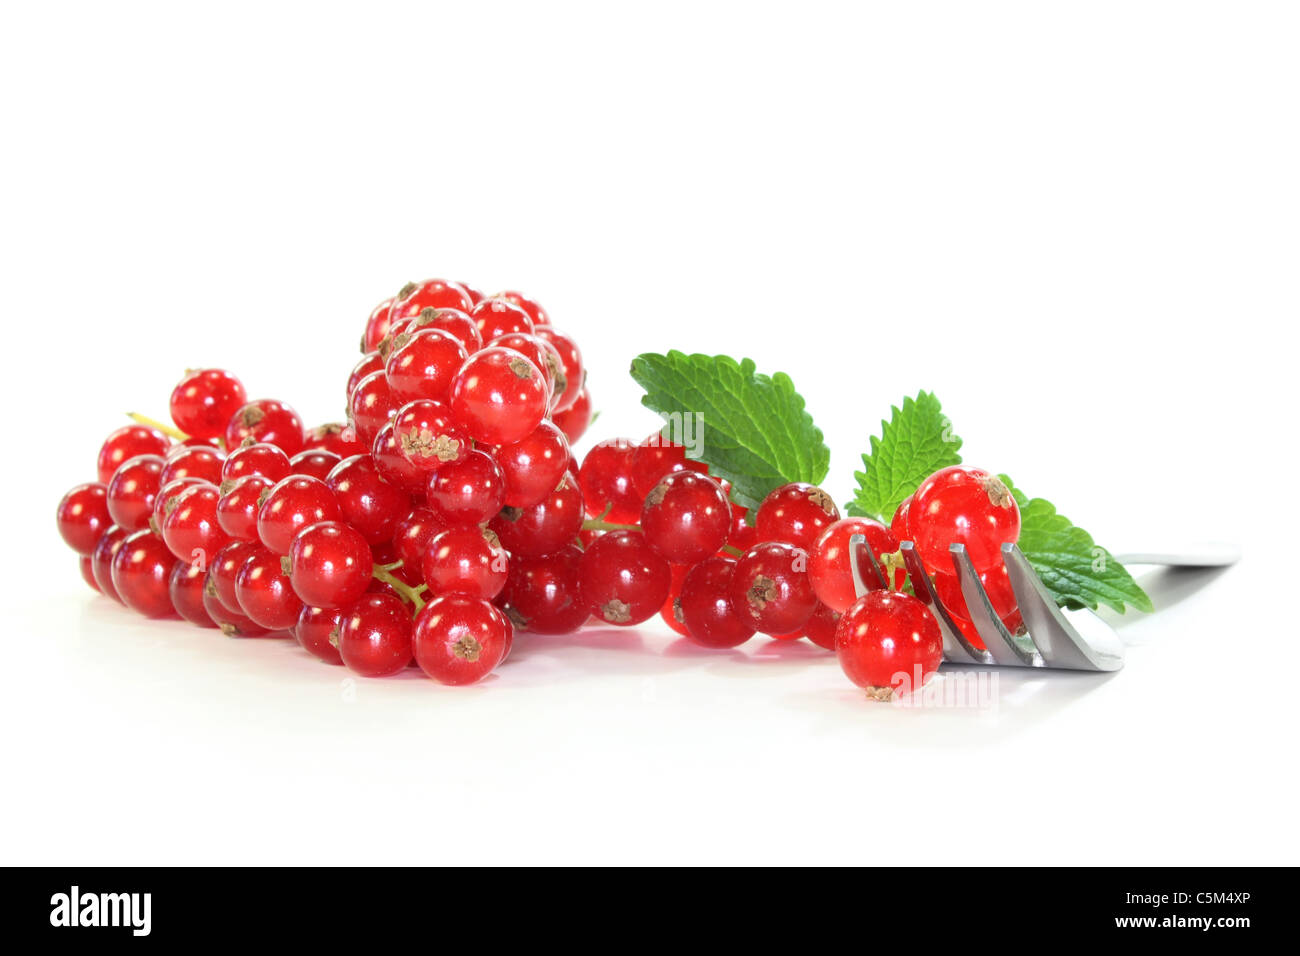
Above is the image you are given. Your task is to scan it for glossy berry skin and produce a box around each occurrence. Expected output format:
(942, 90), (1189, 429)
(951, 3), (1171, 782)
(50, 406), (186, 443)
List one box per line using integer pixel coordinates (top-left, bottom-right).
(221, 442), (292, 485)
(294, 605), (345, 665)
(224, 399), (305, 456)
(325, 454), (411, 546)
(305, 422), (366, 458)
(79, 556), (99, 593)
(579, 530), (672, 627)
(808, 517), (904, 613)
(169, 560), (216, 628)
(551, 385), (591, 444)
(392, 399), (468, 472)
(457, 282), (485, 307)
(933, 566), (1022, 638)
(493, 420), (571, 508)
(169, 368), (247, 440)
(426, 449), (505, 524)
(641, 471), (731, 564)
(256, 475), (341, 555)
(384, 327), (469, 405)
(577, 438), (641, 524)
(755, 482), (841, 552)
(422, 526), (508, 600)
(891, 494), (913, 543)
(110, 530), (177, 618)
(629, 436), (708, 499)
(287, 449), (339, 482)
(489, 332), (566, 405)
(404, 306), (482, 353)
(727, 502), (757, 554)
(155, 476), (211, 539)
(56, 482), (112, 555)
(96, 424), (170, 484)
(161, 483), (230, 564)
(532, 326), (584, 413)
(348, 352), (385, 400)
(489, 472), (584, 558)
(802, 602), (841, 651)
(660, 564), (691, 637)
(209, 540), (261, 612)
(202, 584), (270, 637)
(835, 590), (943, 699)
(392, 506), (445, 581)
(106, 454), (165, 531)
(160, 445), (225, 486)
(370, 421), (428, 496)
(216, 474), (273, 541)
(362, 297), (396, 353)
(495, 290), (549, 326)
(287, 520), (373, 609)
(729, 541), (818, 635)
(337, 592), (413, 677)
(677, 557), (755, 649)
(348, 371), (401, 449)
(471, 297), (534, 342)
(391, 278), (474, 324)
(499, 545), (589, 634)
(91, 525), (131, 602)
(910, 466), (1020, 575)
(413, 594), (511, 686)
(448, 347), (548, 446)
(235, 546), (304, 630)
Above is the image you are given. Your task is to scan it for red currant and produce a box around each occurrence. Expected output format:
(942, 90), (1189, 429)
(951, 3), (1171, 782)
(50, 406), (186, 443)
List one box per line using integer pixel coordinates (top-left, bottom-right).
(578, 438), (641, 524)
(169, 368), (247, 440)
(106, 454), (165, 531)
(384, 327), (469, 405)
(755, 482), (840, 551)
(729, 541), (818, 635)
(111, 530), (177, 618)
(500, 545), (589, 634)
(726, 502), (758, 554)
(256, 475), (341, 555)
(160, 444), (225, 486)
(56, 482), (112, 556)
(426, 448), (506, 524)
(659, 563), (691, 637)
(640, 471), (731, 564)
(456, 282), (485, 307)
(448, 347), (548, 446)
(392, 506), (447, 583)
(348, 370), (401, 449)
(579, 530), (671, 626)
(169, 560), (215, 627)
(489, 472), (584, 558)
(494, 290), (549, 326)
(493, 420), (572, 508)
(405, 306), (483, 353)
(325, 454), (411, 546)
(422, 525), (509, 600)
(362, 297), (396, 353)
(413, 594), (511, 685)
(471, 297), (534, 343)
(153, 477), (207, 534)
(891, 494), (913, 543)
(489, 332), (566, 405)
(532, 326), (583, 413)
(224, 399), (305, 455)
(78, 556), (99, 594)
(808, 517), (904, 612)
(802, 602), (841, 651)
(161, 483), (230, 563)
(209, 540), (260, 612)
(294, 604), (344, 665)
(306, 422), (366, 458)
(221, 441), (292, 485)
(91, 525), (131, 602)
(216, 474), (272, 541)
(551, 385), (592, 444)
(835, 590), (943, 700)
(338, 592), (413, 677)
(628, 435), (708, 498)
(932, 565), (1023, 637)
(370, 421), (428, 496)
(392, 399), (468, 472)
(235, 545), (304, 630)
(391, 279), (474, 323)
(96, 424), (170, 484)
(287, 520), (374, 609)
(677, 557), (755, 649)
(348, 352), (385, 400)
(202, 583), (271, 637)
(289, 449), (341, 482)
(910, 466), (1020, 575)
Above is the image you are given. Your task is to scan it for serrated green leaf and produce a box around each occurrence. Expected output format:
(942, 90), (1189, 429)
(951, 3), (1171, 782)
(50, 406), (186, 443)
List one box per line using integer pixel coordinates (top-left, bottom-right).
(850, 391), (963, 523)
(628, 352), (830, 511)
(999, 475), (1153, 615)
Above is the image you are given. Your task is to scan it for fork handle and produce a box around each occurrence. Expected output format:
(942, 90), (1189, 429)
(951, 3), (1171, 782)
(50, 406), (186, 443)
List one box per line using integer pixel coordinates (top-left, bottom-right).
(1113, 544), (1240, 568)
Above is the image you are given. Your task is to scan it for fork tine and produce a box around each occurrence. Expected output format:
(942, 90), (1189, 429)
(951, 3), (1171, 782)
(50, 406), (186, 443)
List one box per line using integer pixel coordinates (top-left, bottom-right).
(847, 533), (886, 597)
(898, 541), (987, 664)
(949, 545), (1038, 667)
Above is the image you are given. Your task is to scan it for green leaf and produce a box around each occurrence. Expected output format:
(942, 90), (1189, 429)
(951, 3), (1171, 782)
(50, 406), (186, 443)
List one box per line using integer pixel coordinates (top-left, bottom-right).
(628, 352), (830, 511)
(999, 475), (1153, 615)
(850, 391), (963, 523)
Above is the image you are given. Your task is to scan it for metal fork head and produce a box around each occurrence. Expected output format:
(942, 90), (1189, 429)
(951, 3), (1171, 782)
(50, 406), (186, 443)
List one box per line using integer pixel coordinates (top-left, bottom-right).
(848, 534), (1125, 672)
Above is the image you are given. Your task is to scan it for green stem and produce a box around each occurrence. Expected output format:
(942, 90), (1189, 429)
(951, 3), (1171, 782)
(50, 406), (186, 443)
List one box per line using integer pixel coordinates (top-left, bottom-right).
(127, 412), (189, 442)
(373, 564), (427, 611)
(581, 518), (641, 533)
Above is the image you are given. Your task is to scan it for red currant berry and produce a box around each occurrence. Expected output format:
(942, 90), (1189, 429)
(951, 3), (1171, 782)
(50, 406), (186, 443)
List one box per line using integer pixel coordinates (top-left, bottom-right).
(629, 435), (708, 498)
(499, 545), (589, 634)
(493, 420), (572, 508)
(160, 444), (225, 486)
(169, 368), (247, 440)
(106, 454), (165, 531)
(384, 327), (470, 405)
(287, 520), (373, 609)
(56, 482), (112, 555)
(755, 482), (840, 551)
(79, 555), (100, 594)
(532, 326), (584, 413)
(392, 506), (447, 583)
(579, 530), (672, 627)
(729, 541), (818, 635)
(932, 565), (1022, 636)
(225, 399), (305, 456)
(421, 525), (509, 600)
(348, 352), (385, 400)
(362, 297), (396, 353)
(294, 604), (345, 665)
(910, 466), (1020, 575)
(202, 581), (270, 637)
(153, 477), (207, 534)
(306, 422), (366, 458)
(406, 306), (482, 353)
(96, 424), (170, 484)
(325, 454), (411, 546)
(472, 297), (535, 344)
(802, 602), (841, 650)
(209, 539), (261, 612)
(551, 385), (591, 444)
(168, 560), (215, 627)
(578, 438), (641, 524)
(370, 421), (428, 496)
(256, 475), (341, 555)
(449, 347), (548, 446)
(640, 471), (731, 565)
(289, 449), (341, 482)
(338, 592), (413, 677)
(161, 483), (230, 563)
(494, 290), (549, 326)
(456, 281), (485, 307)
(348, 370), (401, 449)
(426, 448), (506, 524)
(91, 524), (131, 602)
(489, 472), (584, 558)
(392, 399), (468, 473)
(216, 474), (272, 541)
(391, 279), (474, 323)
(489, 332), (566, 405)
(808, 517), (904, 612)
(660, 563), (691, 637)
(235, 546), (304, 630)
(835, 590), (943, 700)
(726, 502), (757, 554)
(891, 494), (913, 543)
(413, 594), (511, 685)
(111, 530), (178, 618)
(221, 442), (291, 485)
(678, 557), (755, 649)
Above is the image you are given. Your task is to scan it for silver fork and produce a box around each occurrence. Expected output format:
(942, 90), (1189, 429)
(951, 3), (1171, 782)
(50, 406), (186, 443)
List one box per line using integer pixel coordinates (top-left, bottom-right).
(848, 536), (1239, 672)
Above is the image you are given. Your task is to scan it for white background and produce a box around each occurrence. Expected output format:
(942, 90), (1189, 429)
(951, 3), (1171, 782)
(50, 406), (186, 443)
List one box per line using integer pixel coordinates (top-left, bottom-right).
(1, 1), (1296, 865)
